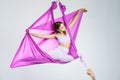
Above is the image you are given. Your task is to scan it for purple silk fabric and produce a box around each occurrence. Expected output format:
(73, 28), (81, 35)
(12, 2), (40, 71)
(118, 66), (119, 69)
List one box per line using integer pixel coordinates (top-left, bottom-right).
(10, 1), (83, 68)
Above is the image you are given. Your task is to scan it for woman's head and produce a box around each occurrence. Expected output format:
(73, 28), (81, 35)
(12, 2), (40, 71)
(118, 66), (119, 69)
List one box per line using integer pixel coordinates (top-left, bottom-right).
(54, 22), (66, 34)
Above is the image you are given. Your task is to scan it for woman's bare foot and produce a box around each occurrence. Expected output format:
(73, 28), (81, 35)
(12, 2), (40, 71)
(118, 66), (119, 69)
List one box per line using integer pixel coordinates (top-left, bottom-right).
(87, 68), (96, 80)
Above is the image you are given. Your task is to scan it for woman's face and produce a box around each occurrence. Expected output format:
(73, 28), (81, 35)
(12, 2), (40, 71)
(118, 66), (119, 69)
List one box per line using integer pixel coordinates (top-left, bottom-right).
(58, 24), (66, 32)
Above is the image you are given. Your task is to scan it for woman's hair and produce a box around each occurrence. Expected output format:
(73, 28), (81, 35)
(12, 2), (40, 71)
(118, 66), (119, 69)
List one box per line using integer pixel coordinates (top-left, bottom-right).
(54, 21), (66, 35)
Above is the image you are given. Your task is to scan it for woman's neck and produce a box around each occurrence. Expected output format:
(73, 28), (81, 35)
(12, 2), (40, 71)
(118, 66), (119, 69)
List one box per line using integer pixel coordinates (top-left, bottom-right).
(59, 31), (66, 35)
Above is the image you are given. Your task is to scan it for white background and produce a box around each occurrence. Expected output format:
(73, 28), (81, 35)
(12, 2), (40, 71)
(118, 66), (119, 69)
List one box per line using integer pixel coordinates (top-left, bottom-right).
(0, 0), (120, 80)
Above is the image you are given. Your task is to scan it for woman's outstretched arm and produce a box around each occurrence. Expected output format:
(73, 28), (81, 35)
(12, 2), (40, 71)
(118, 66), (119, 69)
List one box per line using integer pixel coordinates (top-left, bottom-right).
(69, 8), (87, 29)
(29, 30), (56, 39)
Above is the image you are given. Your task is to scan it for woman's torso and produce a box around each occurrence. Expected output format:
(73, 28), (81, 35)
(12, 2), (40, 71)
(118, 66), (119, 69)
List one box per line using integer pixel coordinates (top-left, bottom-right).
(56, 33), (70, 49)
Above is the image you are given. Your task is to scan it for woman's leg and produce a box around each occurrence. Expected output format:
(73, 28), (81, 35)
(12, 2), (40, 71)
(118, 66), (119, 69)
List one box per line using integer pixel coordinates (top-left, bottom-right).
(48, 46), (74, 62)
(59, 54), (74, 62)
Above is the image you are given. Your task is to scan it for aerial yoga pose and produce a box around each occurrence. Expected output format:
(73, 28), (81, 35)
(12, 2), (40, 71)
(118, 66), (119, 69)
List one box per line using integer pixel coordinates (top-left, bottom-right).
(29, 9), (86, 62)
(10, 1), (95, 80)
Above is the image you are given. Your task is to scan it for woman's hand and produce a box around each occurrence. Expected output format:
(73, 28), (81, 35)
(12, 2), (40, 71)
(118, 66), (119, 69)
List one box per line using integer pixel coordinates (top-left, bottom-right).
(26, 28), (30, 33)
(87, 68), (96, 80)
(26, 29), (32, 34)
(77, 8), (87, 14)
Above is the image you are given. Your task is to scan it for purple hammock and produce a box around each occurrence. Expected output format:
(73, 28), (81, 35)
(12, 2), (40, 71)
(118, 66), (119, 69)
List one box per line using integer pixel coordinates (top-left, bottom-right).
(10, 1), (84, 68)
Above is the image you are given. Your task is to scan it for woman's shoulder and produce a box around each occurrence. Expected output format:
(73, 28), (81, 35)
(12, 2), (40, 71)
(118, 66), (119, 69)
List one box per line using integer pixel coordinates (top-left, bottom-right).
(54, 33), (62, 38)
(51, 33), (58, 38)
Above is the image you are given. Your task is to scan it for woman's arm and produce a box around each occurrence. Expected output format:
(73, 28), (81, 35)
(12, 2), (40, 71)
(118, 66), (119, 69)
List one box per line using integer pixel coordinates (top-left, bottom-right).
(29, 30), (56, 39)
(69, 8), (87, 29)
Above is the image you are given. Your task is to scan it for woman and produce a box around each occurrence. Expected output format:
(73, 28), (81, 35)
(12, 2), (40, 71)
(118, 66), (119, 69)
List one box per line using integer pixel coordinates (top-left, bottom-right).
(29, 8), (96, 80)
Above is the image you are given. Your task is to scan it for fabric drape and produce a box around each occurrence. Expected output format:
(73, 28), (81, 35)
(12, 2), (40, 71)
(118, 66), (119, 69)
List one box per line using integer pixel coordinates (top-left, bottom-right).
(10, 1), (83, 68)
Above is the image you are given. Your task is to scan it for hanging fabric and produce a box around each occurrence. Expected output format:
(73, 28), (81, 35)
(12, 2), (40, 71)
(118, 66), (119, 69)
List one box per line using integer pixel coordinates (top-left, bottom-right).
(10, 1), (84, 68)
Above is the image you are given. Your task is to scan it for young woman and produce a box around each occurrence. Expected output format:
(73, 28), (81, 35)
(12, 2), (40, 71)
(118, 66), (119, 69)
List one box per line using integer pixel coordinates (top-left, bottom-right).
(29, 8), (96, 80)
